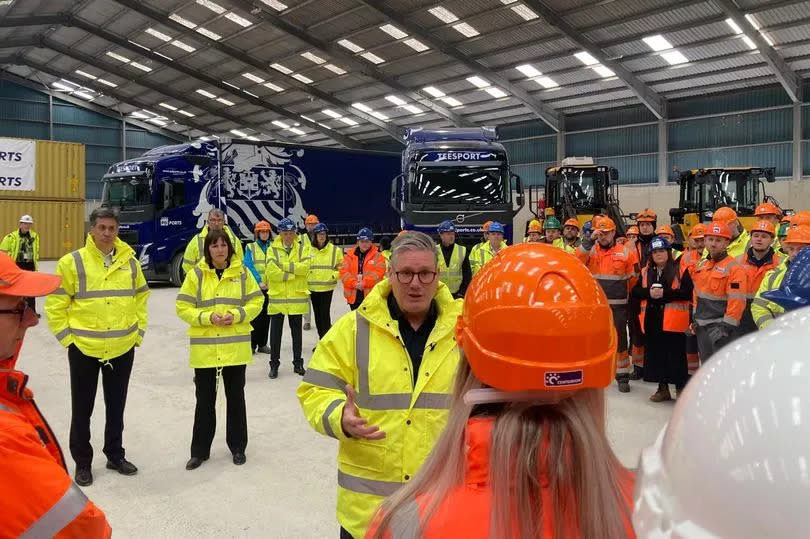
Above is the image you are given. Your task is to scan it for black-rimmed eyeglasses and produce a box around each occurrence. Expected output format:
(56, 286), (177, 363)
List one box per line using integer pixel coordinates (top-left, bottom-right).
(0, 301), (28, 321)
(394, 271), (438, 284)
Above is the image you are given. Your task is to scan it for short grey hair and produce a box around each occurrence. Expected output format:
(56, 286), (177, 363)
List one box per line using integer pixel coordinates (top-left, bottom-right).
(389, 231), (438, 268)
(90, 207), (119, 226)
(208, 208), (225, 218)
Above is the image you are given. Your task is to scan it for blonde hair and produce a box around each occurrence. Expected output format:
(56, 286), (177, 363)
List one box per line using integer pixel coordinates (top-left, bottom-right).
(371, 359), (632, 539)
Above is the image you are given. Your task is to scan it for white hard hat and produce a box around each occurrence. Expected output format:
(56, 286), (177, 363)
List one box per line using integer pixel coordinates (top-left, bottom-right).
(19, 215), (33, 224)
(634, 307), (810, 538)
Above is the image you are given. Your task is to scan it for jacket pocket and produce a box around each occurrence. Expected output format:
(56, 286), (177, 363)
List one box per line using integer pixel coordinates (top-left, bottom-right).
(338, 440), (387, 474)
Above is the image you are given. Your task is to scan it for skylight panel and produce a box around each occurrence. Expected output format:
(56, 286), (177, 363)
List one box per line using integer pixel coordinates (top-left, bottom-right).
(289, 128), (306, 136)
(511, 4), (538, 21)
(230, 129), (247, 137)
(159, 102), (178, 110)
(225, 12), (253, 27)
(178, 110), (195, 117)
(171, 40), (196, 53)
(466, 76), (490, 88)
(243, 73), (265, 83)
(402, 105), (423, 114)
(322, 109), (343, 118)
(97, 79), (117, 88)
(423, 86), (445, 97)
(661, 50), (689, 65)
(301, 52), (325, 64)
(216, 97), (235, 106)
(169, 14), (196, 28)
(196, 0), (225, 14)
(441, 96), (462, 107)
(271, 63), (293, 74)
(260, 0), (287, 10)
(535, 77), (558, 89)
(292, 73), (314, 84)
(574, 51), (598, 66)
(339, 117), (359, 126)
(592, 65), (615, 77)
(145, 28), (171, 41)
(516, 64), (541, 77)
(272, 120), (290, 128)
(385, 95), (406, 106)
(352, 103), (372, 113)
(380, 24), (408, 39)
(196, 89), (217, 98)
(642, 35), (673, 52)
(403, 38), (429, 52)
(196, 27), (221, 40)
(130, 62), (152, 72)
(428, 6), (458, 23)
(75, 70), (96, 80)
(338, 39), (363, 53)
(452, 23), (479, 38)
(106, 52), (130, 63)
(324, 64), (346, 75)
(361, 52), (385, 64)
(263, 82), (284, 92)
(484, 87), (508, 98)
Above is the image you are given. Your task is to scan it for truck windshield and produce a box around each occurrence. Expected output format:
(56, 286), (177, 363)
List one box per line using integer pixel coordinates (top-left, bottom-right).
(410, 166), (508, 204)
(558, 169), (601, 207)
(102, 177), (151, 207)
(707, 171), (757, 212)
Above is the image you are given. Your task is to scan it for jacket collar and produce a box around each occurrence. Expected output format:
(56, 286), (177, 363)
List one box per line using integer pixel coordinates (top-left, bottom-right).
(197, 255), (244, 276)
(745, 246), (775, 266)
(358, 278), (457, 338)
(272, 234), (300, 250)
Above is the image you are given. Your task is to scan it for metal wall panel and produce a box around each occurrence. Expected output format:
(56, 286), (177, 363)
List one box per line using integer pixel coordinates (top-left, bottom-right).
(598, 154), (658, 185)
(502, 137), (556, 165)
(803, 141), (810, 176)
(0, 140), (85, 201)
(511, 162), (556, 187)
(566, 124), (658, 157)
(0, 99), (49, 122)
(669, 108), (793, 151)
(0, 80), (48, 102)
(668, 84), (792, 118)
(669, 142), (792, 178)
(52, 100), (120, 128)
(565, 105), (656, 132)
(0, 120), (49, 140)
(803, 105), (810, 140)
(0, 199), (85, 259)
(498, 120), (556, 139)
(126, 127), (180, 153)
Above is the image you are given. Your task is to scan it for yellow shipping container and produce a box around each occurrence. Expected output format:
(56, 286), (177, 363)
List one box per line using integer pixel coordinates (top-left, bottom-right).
(0, 139), (85, 201)
(0, 199), (85, 260)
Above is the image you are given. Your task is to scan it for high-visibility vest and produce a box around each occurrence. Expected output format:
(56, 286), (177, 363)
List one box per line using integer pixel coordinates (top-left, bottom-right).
(45, 236), (150, 361)
(308, 243), (342, 292)
(638, 266), (690, 333)
(552, 237), (577, 254)
(751, 262), (788, 329)
(175, 258), (264, 368)
(297, 279), (462, 539)
(246, 241), (269, 276)
(0, 229), (40, 269)
(576, 242), (640, 306)
(436, 243), (467, 294)
(182, 225), (244, 274)
(692, 254), (749, 328)
(339, 246), (387, 305)
(470, 241), (504, 276)
(0, 369), (112, 538)
(265, 236), (312, 315)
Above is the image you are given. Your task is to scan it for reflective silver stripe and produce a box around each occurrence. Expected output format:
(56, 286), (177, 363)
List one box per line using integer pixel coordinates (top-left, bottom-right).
(19, 483), (88, 539)
(71, 250), (139, 299)
(176, 294), (196, 304)
(197, 234), (203, 262)
(695, 318), (724, 326)
(283, 272), (291, 282)
(51, 287), (70, 296)
(55, 328), (71, 341)
(752, 297), (774, 308)
(69, 324), (139, 339)
(71, 251), (86, 296)
(308, 280), (337, 286)
(76, 289), (135, 299)
(138, 328), (145, 338)
(755, 313), (775, 326)
(0, 402), (16, 413)
(267, 298), (309, 304)
(189, 335), (252, 345)
(727, 292), (747, 301)
(245, 290), (264, 301)
(289, 262), (295, 274)
(665, 303), (691, 312)
(196, 298), (243, 308)
(310, 265), (336, 270)
(183, 258), (195, 266)
(592, 273), (633, 281)
(236, 307), (247, 323)
(240, 272), (247, 302)
(722, 316), (740, 326)
(607, 298), (628, 305)
(135, 285), (149, 294)
(304, 368), (349, 391)
(413, 392), (450, 409)
(337, 470), (403, 497)
(390, 500), (421, 539)
(194, 268), (203, 305)
(697, 292), (727, 301)
(359, 393), (413, 410)
(322, 398), (344, 439)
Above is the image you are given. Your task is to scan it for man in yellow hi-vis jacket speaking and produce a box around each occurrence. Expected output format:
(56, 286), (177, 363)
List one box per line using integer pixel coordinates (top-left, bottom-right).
(297, 231), (463, 539)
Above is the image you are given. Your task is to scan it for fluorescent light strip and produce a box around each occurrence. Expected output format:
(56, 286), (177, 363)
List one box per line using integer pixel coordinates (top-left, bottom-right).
(403, 38), (429, 52)
(178, 110), (195, 117)
(230, 129), (247, 137)
(153, 51), (174, 61)
(242, 72), (265, 83)
(371, 111), (389, 121)
(197, 0), (225, 14)
(485, 87), (508, 98)
(272, 120), (290, 128)
(97, 78), (117, 88)
(225, 12), (253, 27)
(263, 82), (284, 92)
(75, 70), (97, 80)
(466, 76), (489, 88)
(337, 39), (363, 53)
(422, 86), (445, 97)
(260, 0), (287, 10)
(289, 128), (306, 136)
(196, 89), (217, 98)
(339, 117), (359, 126)
(216, 97), (235, 106)
(159, 102), (178, 110)
(130, 62), (152, 72)
(244, 90), (259, 98)
(661, 50), (689, 65)
(385, 95), (406, 106)
(322, 109), (342, 118)
(516, 64), (541, 77)
(271, 63), (292, 74)
(145, 28), (171, 41)
(511, 4), (538, 21)
(324, 64), (346, 75)
(222, 81), (240, 90)
(196, 27), (221, 40)
(452, 23), (479, 38)
(106, 51), (130, 63)
(171, 40), (195, 52)
(441, 96), (462, 107)
(428, 6), (458, 23)
(301, 52), (325, 64)
(360, 52), (385, 64)
(352, 103), (372, 113)
(169, 14), (196, 28)
(402, 104), (423, 114)
(380, 24), (408, 39)
(292, 73), (314, 84)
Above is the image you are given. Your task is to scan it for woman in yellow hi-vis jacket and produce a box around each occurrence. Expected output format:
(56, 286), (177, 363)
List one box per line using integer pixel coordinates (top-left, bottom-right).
(176, 229), (263, 471)
(307, 222), (343, 340)
(265, 218), (312, 379)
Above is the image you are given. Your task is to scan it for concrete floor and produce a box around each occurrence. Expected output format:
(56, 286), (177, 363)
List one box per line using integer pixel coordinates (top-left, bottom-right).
(19, 261), (674, 538)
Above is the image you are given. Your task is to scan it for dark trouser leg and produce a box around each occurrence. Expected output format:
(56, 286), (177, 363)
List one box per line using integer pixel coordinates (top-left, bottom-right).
(339, 527), (355, 539)
(190, 368), (217, 459)
(68, 345), (101, 468)
(288, 314), (303, 362)
(268, 313), (284, 367)
(311, 290), (334, 339)
(222, 365), (248, 454)
(251, 291), (270, 350)
(612, 305), (630, 379)
(100, 347), (135, 462)
(695, 325), (716, 364)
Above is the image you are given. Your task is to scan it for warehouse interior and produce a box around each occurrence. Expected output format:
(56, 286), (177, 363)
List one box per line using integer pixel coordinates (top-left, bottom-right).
(2, 0), (810, 537)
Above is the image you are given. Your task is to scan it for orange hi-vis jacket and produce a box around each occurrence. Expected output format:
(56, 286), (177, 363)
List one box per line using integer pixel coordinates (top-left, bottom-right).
(368, 417), (636, 539)
(1, 369), (111, 538)
(339, 245), (387, 305)
(679, 248), (703, 277)
(736, 247), (782, 299)
(692, 253), (749, 329)
(577, 242), (640, 306)
(638, 266), (691, 333)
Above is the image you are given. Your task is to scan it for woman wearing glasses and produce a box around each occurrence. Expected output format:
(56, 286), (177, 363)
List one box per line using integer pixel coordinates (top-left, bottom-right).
(298, 231), (463, 539)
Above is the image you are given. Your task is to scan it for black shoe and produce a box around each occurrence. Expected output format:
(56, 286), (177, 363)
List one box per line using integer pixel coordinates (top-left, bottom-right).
(233, 452), (246, 465)
(75, 466), (93, 486)
(617, 379), (631, 393)
(269, 364), (279, 379)
(185, 456), (208, 470)
(303, 322), (311, 330)
(293, 362), (306, 376)
(106, 458), (138, 476)
(629, 366), (643, 381)
(258, 346), (272, 354)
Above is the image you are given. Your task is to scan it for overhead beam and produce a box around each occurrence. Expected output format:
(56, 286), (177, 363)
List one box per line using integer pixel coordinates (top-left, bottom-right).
(356, 1), (561, 132)
(111, 0), (403, 143)
(231, 0), (469, 128)
(714, 0), (800, 102)
(522, 0), (666, 120)
(0, 14), (67, 28)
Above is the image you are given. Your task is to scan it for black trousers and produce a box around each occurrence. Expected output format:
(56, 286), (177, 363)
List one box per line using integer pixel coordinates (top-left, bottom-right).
(310, 290), (334, 339)
(269, 313), (302, 364)
(340, 527), (354, 539)
(16, 260), (36, 312)
(191, 365), (247, 458)
(251, 290), (270, 349)
(68, 344), (134, 468)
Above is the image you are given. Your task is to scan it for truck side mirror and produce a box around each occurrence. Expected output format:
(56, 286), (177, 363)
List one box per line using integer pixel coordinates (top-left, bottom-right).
(391, 173), (402, 212)
(609, 169), (619, 184)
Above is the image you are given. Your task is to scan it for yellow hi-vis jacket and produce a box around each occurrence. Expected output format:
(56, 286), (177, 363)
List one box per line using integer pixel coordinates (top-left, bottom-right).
(308, 242), (342, 293)
(297, 279), (462, 539)
(0, 229), (40, 269)
(470, 241), (505, 276)
(436, 243), (466, 294)
(265, 235), (311, 315)
(182, 225), (244, 274)
(551, 237), (577, 254)
(45, 236), (149, 361)
(175, 258), (264, 368)
(751, 262), (789, 329)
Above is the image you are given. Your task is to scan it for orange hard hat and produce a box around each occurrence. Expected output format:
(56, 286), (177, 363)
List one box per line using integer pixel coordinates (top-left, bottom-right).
(704, 221), (732, 240)
(482, 220), (493, 232)
(754, 202), (782, 218)
(751, 220), (776, 237)
(689, 223), (706, 239)
(636, 209), (657, 223)
(457, 244), (617, 392)
(305, 214), (319, 225)
(563, 218), (580, 229)
(0, 252), (60, 297)
(593, 216), (616, 232)
(712, 206), (737, 223)
(785, 224), (810, 245)
(254, 220), (271, 232)
(655, 225), (675, 237)
(792, 211), (810, 227)
(626, 225), (639, 236)
(528, 219), (542, 233)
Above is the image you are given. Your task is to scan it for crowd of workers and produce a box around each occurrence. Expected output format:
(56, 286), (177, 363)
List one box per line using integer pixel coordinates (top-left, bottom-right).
(3, 200), (810, 537)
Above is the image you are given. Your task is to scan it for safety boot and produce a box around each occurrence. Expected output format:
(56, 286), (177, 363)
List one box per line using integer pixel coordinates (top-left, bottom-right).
(649, 384), (672, 402)
(293, 359), (306, 376)
(269, 360), (280, 379)
(629, 365), (643, 381)
(616, 374), (630, 393)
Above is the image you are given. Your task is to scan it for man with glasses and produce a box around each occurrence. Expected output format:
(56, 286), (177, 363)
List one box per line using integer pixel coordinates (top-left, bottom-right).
(297, 231), (463, 539)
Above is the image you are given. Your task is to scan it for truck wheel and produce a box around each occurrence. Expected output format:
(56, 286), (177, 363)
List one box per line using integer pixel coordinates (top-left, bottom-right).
(170, 252), (186, 286)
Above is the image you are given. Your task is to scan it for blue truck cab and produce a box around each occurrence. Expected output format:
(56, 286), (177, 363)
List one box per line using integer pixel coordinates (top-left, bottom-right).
(391, 127), (524, 244)
(101, 141), (219, 285)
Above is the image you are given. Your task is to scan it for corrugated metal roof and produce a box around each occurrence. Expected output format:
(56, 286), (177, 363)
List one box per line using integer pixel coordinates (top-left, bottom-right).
(585, 4), (724, 43)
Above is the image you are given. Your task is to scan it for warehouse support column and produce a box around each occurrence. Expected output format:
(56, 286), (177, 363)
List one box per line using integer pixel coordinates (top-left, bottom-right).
(122, 119), (127, 161)
(794, 102), (802, 181)
(658, 119), (668, 186)
(556, 116), (565, 163)
(48, 94), (53, 140)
